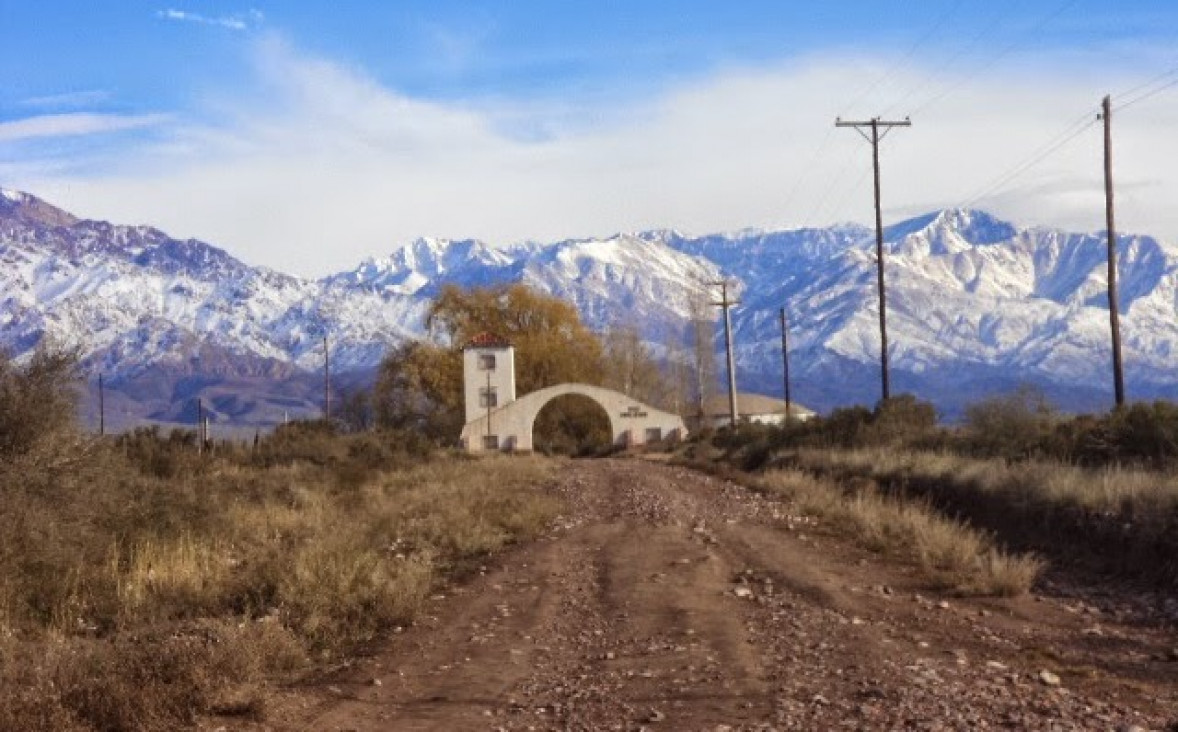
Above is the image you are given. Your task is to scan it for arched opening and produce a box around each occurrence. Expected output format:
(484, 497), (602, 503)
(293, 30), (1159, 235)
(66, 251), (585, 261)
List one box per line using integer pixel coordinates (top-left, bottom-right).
(532, 393), (613, 457)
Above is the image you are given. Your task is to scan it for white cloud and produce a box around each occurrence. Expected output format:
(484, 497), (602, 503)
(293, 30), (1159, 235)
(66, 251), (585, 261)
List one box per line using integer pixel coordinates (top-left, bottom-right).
(12, 37), (1178, 277)
(156, 8), (263, 31)
(20, 90), (112, 110)
(0, 113), (167, 143)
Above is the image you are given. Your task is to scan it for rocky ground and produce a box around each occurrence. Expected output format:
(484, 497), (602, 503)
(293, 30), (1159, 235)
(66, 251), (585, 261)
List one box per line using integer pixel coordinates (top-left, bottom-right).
(216, 458), (1178, 731)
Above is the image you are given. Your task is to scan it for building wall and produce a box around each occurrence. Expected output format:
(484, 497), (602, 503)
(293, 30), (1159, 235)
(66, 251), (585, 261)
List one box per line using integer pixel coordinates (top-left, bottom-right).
(460, 383), (687, 452)
(463, 345), (516, 425)
(703, 411), (815, 430)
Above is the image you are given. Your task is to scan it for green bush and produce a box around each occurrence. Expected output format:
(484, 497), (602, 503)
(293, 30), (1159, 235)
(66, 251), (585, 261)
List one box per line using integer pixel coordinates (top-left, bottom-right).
(863, 395), (939, 445)
(963, 385), (1057, 459)
(1086, 401), (1178, 468)
(0, 347), (80, 459)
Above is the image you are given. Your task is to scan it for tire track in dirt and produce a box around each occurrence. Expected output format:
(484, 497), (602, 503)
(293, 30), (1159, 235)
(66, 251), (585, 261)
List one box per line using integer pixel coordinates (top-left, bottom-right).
(243, 459), (1177, 731)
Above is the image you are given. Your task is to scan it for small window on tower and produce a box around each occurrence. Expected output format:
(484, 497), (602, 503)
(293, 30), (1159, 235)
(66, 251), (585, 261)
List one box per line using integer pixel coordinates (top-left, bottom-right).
(479, 387), (498, 408)
(479, 354), (496, 370)
(483, 435), (499, 450)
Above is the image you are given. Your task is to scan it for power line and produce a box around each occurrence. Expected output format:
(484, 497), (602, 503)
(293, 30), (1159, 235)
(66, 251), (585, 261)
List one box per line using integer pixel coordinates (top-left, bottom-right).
(960, 110), (1098, 208)
(781, 0), (968, 228)
(779, 126), (835, 222)
(837, 0), (967, 118)
(1114, 65), (1178, 102)
(801, 143), (863, 228)
(1119, 75), (1178, 112)
(879, 0), (1022, 118)
(909, 0), (1082, 117)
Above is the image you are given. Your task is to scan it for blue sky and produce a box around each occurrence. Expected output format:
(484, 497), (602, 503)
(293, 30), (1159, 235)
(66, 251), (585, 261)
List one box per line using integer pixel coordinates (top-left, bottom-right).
(3, 1), (1178, 274)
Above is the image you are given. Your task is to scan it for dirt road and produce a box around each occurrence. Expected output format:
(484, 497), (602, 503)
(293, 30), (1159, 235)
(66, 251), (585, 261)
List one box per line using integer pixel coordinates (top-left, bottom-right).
(250, 459), (1176, 731)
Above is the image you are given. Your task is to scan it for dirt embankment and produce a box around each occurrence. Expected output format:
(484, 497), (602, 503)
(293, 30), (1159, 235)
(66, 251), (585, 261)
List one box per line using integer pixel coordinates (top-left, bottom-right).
(234, 459), (1177, 731)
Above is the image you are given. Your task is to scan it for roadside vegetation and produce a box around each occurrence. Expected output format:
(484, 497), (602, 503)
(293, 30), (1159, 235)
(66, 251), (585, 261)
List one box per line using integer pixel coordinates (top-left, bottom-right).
(0, 349), (561, 731)
(682, 387), (1178, 595)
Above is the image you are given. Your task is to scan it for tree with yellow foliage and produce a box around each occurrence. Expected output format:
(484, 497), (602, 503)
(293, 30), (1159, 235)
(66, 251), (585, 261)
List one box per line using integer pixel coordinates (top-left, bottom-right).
(375, 284), (609, 446)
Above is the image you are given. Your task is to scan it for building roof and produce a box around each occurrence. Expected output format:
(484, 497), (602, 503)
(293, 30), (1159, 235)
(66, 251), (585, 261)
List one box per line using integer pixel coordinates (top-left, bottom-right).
(702, 392), (815, 418)
(466, 332), (512, 349)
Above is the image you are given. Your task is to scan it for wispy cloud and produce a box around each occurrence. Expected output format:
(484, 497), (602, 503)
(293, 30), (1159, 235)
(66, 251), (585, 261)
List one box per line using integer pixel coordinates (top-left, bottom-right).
(11, 37), (1178, 277)
(19, 90), (112, 110)
(0, 113), (168, 143)
(156, 8), (264, 32)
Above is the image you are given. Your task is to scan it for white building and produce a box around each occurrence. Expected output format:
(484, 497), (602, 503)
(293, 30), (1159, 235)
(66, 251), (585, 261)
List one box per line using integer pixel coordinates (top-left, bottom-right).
(459, 332), (687, 453)
(700, 392), (815, 429)
(463, 332), (517, 428)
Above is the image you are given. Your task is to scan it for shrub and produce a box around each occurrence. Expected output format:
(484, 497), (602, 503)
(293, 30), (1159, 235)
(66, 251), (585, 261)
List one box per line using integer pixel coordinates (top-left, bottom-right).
(862, 394), (939, 446)
(117, 426), (204, 478)
(1105, 401), (1178, 467)
(0, 347), (80, 459)
(963, 385), (1057, 459)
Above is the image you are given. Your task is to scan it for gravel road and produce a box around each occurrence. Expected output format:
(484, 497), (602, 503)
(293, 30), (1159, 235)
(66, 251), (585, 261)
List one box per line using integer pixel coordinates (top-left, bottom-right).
(249, 459), (1177, 731)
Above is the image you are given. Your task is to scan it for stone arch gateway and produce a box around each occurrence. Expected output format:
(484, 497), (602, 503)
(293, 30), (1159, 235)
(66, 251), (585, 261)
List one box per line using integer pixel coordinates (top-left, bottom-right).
(460, 382), (687, 453)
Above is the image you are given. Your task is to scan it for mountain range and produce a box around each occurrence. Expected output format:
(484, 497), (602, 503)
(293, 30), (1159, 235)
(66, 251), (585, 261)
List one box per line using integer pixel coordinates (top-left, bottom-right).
(2, 186), (1174, 429)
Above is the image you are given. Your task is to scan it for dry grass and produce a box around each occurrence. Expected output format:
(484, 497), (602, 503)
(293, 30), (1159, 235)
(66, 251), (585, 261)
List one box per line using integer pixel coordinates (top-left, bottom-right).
(789, 447), (1178, 516)
(754, 469), (1044, 596)
(784, 447), (1178, 587)
(0, 435), (561, 731)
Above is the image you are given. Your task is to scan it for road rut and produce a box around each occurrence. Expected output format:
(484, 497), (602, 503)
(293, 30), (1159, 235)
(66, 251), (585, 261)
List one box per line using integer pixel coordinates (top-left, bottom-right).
(248, 459), (1177, 731)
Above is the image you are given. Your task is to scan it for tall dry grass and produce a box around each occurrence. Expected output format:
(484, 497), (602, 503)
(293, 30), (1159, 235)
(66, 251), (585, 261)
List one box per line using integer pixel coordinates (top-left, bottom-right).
(790, 447), (1178, 515)
(0, 428), (561, 731)
(755, 469), (1043, 596)
(786, 447), (1178, 586)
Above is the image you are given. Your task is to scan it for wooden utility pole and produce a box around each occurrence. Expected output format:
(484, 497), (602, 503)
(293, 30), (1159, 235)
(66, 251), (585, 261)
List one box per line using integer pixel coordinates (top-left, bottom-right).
(98, 373), (105, 436)
(196, 398), (204, 455)
(779, 307), (792, 425)
(323, 334), (332, 421)
(1101, 95), (1125, 407)
(711, 281), (740, 427)
(835, 116), (911, 402)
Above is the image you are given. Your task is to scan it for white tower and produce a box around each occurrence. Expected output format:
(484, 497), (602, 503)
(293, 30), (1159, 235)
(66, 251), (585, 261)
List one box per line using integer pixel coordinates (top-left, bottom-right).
(463, 333), (516, 427)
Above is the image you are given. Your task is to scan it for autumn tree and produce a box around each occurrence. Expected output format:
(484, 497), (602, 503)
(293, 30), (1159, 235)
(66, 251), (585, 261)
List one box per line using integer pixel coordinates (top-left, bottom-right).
(426, 284), (605, 392)
(374, 284), (608, 446)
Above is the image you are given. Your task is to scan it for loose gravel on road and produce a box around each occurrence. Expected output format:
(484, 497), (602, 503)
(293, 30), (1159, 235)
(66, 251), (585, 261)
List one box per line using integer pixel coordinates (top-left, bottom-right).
(239, 459), (1178, 731)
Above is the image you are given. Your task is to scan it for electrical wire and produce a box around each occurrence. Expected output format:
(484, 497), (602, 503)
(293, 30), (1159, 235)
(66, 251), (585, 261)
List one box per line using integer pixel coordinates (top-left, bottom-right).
(1118, 74), (1178, 112)
(960, 111), (1098, 208)
(878, 0), (1023, 118)
(801, 144), (862, 229)
(837, 0), (967, 118)
(779, 0), (971, 229)
(909, 0), (1081, 117)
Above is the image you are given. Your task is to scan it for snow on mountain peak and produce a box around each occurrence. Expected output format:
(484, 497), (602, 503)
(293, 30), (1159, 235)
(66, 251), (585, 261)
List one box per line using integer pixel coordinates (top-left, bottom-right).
(4, 188), (1178, 422)
(0, 187), (79, 228)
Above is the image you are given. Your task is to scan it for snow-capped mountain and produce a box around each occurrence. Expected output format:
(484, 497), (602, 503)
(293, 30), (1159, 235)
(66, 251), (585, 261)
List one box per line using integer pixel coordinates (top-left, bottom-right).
(703, 209), (1178, 411)
(2, 187), (1175, 426)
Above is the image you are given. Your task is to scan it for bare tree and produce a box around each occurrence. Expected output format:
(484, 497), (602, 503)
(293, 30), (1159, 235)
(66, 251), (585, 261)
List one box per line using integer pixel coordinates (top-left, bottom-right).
(688, 294), (718, 421)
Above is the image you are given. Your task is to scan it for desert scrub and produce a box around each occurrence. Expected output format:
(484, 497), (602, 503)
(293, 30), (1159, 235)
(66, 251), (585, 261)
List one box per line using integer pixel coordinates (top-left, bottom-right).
(786, 448), (1178, 586)
(755, 469), (1043, 596)
(0, 421), (562, 730)
(788, 447), (1178, 523)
